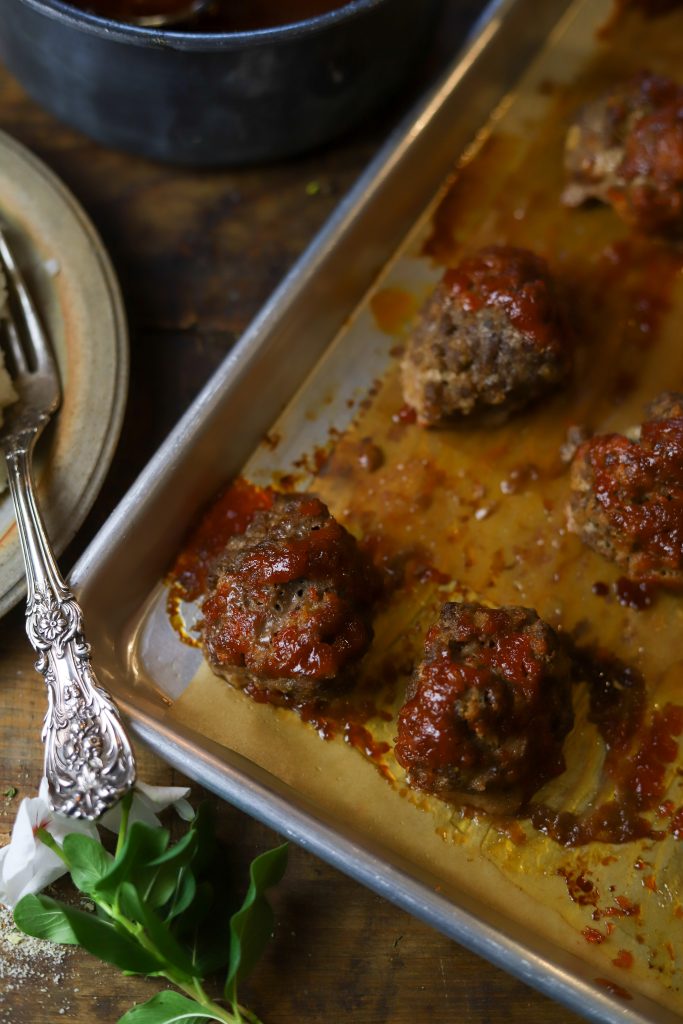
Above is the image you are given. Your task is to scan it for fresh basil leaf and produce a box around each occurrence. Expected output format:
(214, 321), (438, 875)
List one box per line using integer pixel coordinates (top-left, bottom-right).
(62, 833), (113, 896)
(185, 803), (218, 876)
(224, 844), (288, 1004)
(164, 869), (196, 922)
(15, 893), (162, 975)
(168, 808), (234, 975)
(170, 878), (227, 977)
(146, 831), (198, 912)
(116, 990), (211, 1023)
(179, 876), (235, 978)
(95, 822), (170, 902)
(14, 893), (80, 944)
(118, 882), (200, 979)
(148, 829), (197, 869)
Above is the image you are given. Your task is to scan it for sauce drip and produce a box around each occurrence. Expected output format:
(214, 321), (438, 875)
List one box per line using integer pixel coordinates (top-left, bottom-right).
(167, 477), (274, 604)
(530, 649), (683, 845)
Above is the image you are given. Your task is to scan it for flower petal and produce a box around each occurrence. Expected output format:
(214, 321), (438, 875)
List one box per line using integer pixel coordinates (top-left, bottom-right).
(99, 782), (194, 833)
(0, 793), (62, 908)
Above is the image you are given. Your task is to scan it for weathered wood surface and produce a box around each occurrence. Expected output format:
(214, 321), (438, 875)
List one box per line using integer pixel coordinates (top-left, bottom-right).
(0, 25), (582, 1024)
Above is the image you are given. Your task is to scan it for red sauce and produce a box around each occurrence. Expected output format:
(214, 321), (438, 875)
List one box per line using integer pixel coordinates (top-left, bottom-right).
(442, 246), (564, 351)
(344, 722), (391, 762)
(531, 647), (683, 846)
(243, 686), (393, 774)
(617, 86), (683, 232)
(615, 577), (655, 609)
(582, 415), (683, 581)
(583, 926), (608, 944)
(202, 494), (381, 680)
(618, 704), (683, 808)
(612, 949), (635, 970)
(167, 477), (274, 604)
(531, 801), (656, 846)
(578, 647), (646, 764)
(392, 404), (417, 425)
(559, 868), (601, 908)
(66, 0), (353, 30)
(395, 605), (571, 799)
(594, 979), (633, 1001)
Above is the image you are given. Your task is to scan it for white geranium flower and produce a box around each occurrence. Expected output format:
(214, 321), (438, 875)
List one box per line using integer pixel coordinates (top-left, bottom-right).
(0, 777), (97, 909)
(0, 778), (194, 909)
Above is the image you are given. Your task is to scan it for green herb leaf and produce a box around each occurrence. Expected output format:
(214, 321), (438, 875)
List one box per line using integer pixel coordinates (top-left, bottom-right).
(146, 830), (198, 914)
(118, 881), (200, 979)
(62, 833), (113, 896)
(224, 844), (288, 1005)
(165, 869), (196, 922)
(149, 829), (197, 869)
(169, 807), (234, 976)
(14, 893), (80, 944)
(116, 990), (212, 1023)
(3, 786), (17, 799)
(95, 822), (170, 903)
(14, 893), (162, 975)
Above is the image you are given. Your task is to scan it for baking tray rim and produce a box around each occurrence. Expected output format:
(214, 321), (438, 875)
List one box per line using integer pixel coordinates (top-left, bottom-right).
(68, 1), (676, 1021)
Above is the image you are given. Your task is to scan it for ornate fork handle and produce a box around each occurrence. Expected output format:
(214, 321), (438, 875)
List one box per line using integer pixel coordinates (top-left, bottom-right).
(4, 424), (136, 819)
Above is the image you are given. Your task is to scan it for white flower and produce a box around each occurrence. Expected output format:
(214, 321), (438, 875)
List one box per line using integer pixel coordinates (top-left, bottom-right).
(99, 780), (194, 832)
(0, 778), (97, 909)
(0, 778), (194, 909)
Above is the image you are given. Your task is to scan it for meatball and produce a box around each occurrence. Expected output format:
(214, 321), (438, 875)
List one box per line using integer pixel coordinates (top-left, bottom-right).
(563, 72), (683, 233)
(567, 392), (683, 585)
(400, 246), (570, 426)
(201, 492), (381, 698)
(394, 603), (574, 812)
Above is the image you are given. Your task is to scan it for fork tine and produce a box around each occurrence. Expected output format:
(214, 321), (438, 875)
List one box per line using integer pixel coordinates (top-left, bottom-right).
(1, 315), (29, 376)
(0, 225), (56, 375)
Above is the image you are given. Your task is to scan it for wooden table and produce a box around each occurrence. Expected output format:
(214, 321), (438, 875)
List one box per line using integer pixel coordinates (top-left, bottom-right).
(0, 10), (583, 1022)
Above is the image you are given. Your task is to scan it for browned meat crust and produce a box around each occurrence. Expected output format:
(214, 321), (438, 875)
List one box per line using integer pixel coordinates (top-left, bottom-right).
(563, 71), (683, 234)
(567, 392), (683, 584)
(394, 602), (574, 813)
(400, 246), (570, 427)
(201, 492), (381, 698)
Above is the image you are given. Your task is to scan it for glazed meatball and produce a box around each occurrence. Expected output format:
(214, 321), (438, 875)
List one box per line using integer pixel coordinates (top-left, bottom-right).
(400, 247), (570, 426)
(394, 603), (574, 812)
(563, 72), (683, 234)
(567, 392), (683, 585)
(202, 492), (381, 698)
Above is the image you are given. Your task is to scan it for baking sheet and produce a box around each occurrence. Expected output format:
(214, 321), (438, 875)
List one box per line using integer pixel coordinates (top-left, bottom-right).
(72, 0), (683, 1021)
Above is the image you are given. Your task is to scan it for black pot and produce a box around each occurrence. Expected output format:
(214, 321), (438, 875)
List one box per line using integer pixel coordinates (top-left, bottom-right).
(0, 0), (443, 165)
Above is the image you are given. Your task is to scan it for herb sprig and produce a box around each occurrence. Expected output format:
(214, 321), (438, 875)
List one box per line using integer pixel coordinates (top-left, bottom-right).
(12, 797), (288, 1024)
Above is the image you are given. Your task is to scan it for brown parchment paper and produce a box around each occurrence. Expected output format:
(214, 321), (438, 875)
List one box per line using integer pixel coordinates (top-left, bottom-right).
(167, 0), (683, 1012)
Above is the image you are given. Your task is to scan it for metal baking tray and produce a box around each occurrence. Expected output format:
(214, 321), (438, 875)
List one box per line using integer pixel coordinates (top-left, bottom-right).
(70, 1), (683, 1021)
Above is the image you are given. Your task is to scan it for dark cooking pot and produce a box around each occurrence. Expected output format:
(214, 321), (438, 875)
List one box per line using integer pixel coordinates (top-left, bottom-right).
(0, 0), (443, 165)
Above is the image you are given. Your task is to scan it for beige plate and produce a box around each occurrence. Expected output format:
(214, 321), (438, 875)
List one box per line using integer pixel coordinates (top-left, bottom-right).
(0, 129), (128, 617)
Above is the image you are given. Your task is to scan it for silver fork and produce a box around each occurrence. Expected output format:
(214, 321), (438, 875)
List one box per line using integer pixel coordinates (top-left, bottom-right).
(0, 224), (136, 820)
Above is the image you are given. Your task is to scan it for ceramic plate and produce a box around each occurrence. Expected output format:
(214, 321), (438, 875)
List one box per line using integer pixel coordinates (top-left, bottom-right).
(0, 129), (128, 617)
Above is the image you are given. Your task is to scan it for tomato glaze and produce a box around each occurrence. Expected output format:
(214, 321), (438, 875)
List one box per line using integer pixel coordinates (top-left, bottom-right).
(584, 416), (683, 579)
(442, 246), (564, 350)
